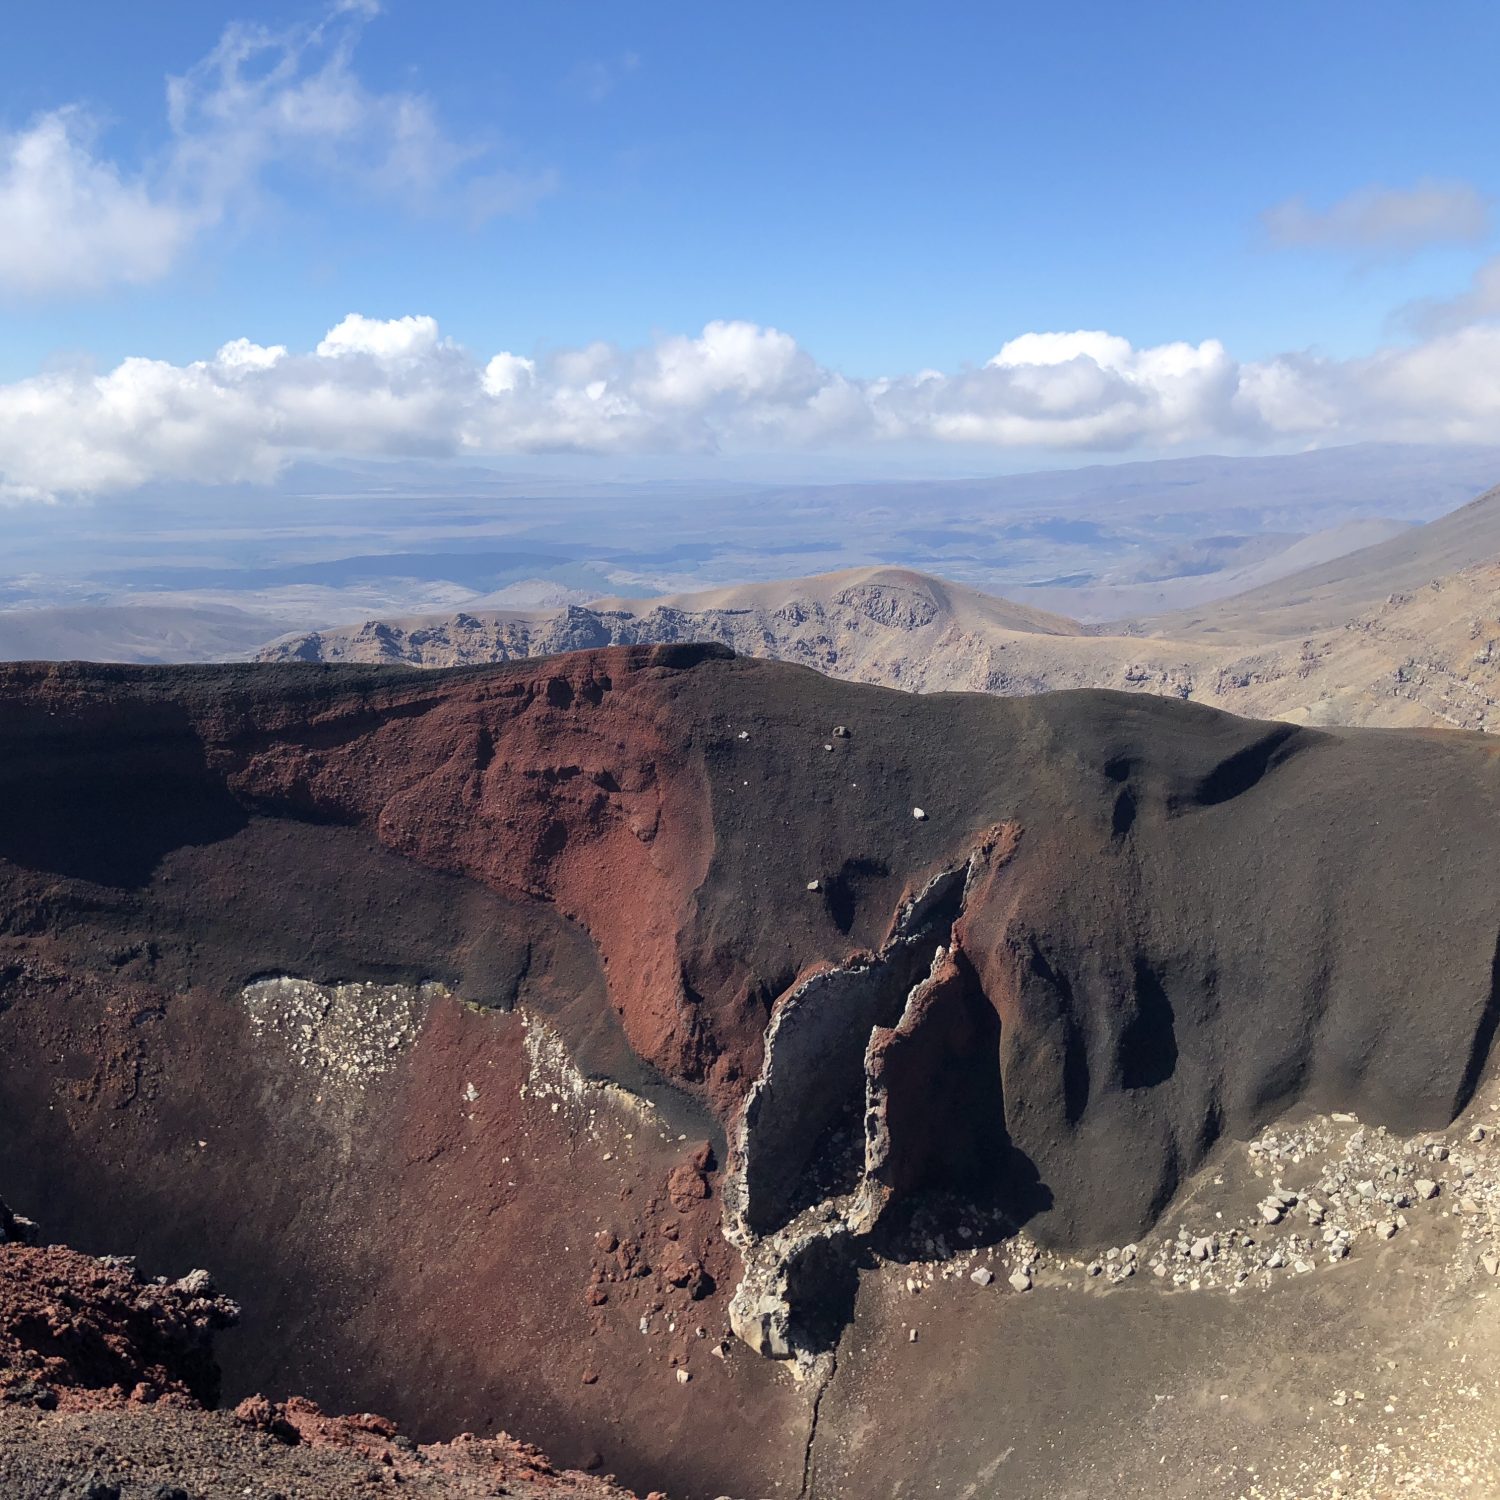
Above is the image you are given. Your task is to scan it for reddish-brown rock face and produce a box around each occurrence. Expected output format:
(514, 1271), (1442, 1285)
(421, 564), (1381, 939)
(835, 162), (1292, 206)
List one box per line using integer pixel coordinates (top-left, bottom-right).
(0, 1236), (236, 1413)
(212, 648), (732, 1098)
(1, 647), (1499, 1495)
(0, 1195), (642, 1497)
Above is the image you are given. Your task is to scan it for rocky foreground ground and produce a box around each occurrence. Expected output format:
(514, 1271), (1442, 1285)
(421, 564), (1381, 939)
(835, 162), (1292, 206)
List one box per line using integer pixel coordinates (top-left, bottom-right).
(6, 1077), (1499, 1499)
(0, 1199), (645, 1499)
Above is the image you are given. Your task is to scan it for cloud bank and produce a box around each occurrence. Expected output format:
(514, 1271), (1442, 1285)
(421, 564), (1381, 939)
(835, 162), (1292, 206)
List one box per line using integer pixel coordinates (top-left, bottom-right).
(0, 5), (552, 297)
(1263, 179), (1491, 255)
(1404, 254), (1500, 336)
(5, 313), (1500, 500)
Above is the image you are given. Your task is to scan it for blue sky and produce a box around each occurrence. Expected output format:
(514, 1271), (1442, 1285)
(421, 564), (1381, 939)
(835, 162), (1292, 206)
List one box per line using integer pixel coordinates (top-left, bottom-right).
(2, 0), (1500, 498)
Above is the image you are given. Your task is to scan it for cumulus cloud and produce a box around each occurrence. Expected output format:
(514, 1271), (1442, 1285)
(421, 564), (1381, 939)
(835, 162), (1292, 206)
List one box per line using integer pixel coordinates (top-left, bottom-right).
(6, 313), (1500, 500)
(0, 4), (553, 297)
(1263, 179), (1490, 254)
(316, 313), (446, 359)
(0, 110), (199, 295)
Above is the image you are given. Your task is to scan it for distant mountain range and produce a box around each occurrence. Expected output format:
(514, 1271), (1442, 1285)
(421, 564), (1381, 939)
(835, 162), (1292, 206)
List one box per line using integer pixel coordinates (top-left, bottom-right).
(5, 442), (1499, 651)
(0, 603), (298, 665)
(259, 481), (1500, 733)
(3, 452), (1499, 734)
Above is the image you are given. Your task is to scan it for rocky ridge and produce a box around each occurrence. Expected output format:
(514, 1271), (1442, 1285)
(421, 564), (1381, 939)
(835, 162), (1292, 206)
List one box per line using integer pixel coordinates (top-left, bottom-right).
(256, 559), (1500, 733)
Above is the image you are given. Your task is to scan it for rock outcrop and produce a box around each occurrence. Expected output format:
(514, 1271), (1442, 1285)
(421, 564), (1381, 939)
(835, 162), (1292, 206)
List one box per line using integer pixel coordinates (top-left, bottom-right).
(0, 1196), (643, 1499)
(0, 1203), (237, 1415)
(255, 559), (1500, 732)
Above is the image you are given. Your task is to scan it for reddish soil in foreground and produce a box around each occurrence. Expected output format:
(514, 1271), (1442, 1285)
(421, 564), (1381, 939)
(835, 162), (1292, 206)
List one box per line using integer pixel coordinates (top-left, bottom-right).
(0, 1198), (645, 1499)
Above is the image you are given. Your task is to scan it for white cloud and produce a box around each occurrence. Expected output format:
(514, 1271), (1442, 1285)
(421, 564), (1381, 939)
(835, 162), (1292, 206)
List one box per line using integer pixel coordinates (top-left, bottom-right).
(990, 330), (1135, 369)
(215, 338), (287, 372)
(636, 321), (820, 407)
(482, 353), (536, 395)
(1340, 325), (1500, 440)
(1263, 179), (1490, 254)
(316, 313), (445, 360)
(0, 110), (198, 295)
(0, 4), (554, 298)
(5, 313), (1500, 501)
(971, 331), (1237, 441)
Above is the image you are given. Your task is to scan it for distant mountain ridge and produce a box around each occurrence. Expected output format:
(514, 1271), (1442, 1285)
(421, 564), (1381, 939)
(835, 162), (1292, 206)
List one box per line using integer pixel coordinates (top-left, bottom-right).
(1143, 480), (1500, 640)
(0, 604), (297, 664)
(260, 487), (1500, 733)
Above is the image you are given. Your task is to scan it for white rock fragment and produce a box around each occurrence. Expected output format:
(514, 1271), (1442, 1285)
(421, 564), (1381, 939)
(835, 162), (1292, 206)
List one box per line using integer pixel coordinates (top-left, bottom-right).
(970, 1268), (995, 1287)
(1415, 1179), (1439, 1200)
(240, 977), (434, 1095)
(1008, 1270), (1033, 1293)
(912, 807), (928, 821)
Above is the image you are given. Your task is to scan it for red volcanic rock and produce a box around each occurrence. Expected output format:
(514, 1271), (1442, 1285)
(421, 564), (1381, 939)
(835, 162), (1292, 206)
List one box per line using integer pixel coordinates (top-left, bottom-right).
(232, 1391), (278, 1428)
(658, 1242), (710, 1299)
(0, 1201), (645, 1497)
(217, 648), (738, 1102)
(0, 1230), (237, 1413)
(669, 1140), (714, 1212)
(275, 1397), (647, 1494)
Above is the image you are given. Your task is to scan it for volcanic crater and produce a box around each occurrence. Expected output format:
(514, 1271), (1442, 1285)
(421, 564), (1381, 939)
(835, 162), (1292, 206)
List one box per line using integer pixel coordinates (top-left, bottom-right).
(1, 643), (1499, 1497)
